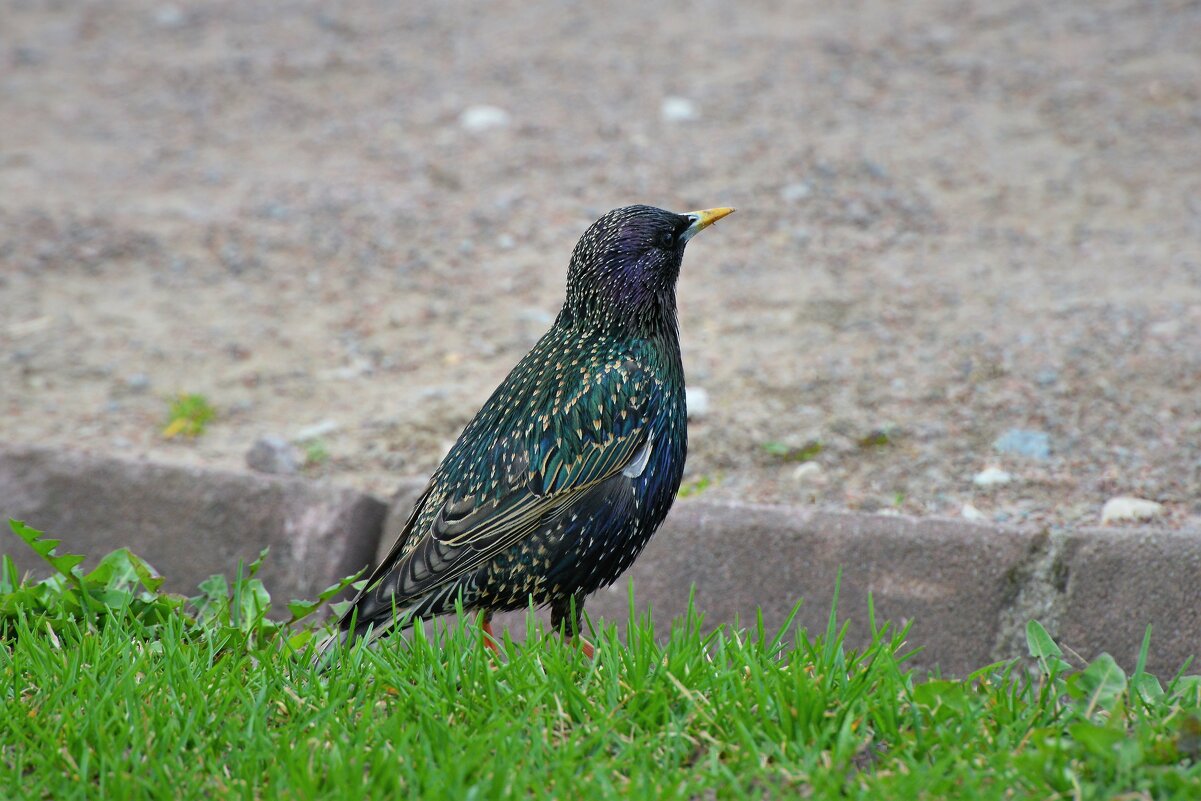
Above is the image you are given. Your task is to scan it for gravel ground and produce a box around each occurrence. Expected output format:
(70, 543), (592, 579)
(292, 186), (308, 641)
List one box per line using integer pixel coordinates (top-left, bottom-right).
(3, 0), (1200, 530)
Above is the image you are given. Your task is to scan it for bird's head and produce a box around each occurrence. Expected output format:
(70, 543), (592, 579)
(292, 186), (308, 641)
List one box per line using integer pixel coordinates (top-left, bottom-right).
(560, 205), (734, 333)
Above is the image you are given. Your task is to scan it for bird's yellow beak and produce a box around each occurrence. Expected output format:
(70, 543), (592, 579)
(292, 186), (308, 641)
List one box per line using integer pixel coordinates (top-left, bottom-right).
(681, 207), (735, 242)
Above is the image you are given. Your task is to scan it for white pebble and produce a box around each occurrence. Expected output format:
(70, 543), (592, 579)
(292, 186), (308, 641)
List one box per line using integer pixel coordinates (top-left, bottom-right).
(1101, 496), (1164, 525)
(294, 418), (340, 442)
(972, 466), (1013, 487)
(661, 96), (699, 122)
(459, 105), (511, 133)
(780, 182), (812, 202)
(685, 386), (710, 421)
(791, 462), (825, 483)
(961, 503), (987, 522)
(154, 6), (187, 29)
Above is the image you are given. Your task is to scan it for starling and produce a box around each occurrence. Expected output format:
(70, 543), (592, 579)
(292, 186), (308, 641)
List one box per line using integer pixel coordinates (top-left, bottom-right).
(322, 204), (734, 661)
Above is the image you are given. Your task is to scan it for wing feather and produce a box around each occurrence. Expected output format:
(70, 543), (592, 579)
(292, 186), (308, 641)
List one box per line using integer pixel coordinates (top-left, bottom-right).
(343, 355), (660, 627)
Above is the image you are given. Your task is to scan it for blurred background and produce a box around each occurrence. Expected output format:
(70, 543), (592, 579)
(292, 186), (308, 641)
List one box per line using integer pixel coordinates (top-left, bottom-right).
(2, 0), (1199, 529)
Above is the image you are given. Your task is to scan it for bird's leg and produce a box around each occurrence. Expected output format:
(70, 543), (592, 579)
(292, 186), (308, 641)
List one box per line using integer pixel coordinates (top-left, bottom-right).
(480, 613), (502, 656)
(576, 636), (595, 660)
(552, 594), (595, 659)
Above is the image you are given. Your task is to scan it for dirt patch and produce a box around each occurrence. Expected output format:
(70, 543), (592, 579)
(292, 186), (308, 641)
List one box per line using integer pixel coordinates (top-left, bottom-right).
(3, 0), (1200, 530)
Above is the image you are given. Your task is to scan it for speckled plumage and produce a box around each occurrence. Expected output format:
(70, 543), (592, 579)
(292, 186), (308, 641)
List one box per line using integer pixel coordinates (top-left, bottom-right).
(329, 204), (732, 654)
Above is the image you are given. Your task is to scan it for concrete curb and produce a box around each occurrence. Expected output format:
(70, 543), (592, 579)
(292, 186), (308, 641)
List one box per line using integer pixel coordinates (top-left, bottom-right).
(0, 446), (385, 609)
(378, 482), (1200, 678)
(2, 445), (1196, 677)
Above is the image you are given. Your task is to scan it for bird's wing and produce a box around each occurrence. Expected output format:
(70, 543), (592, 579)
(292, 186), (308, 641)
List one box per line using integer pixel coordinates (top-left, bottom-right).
(348, 357), (659, 623)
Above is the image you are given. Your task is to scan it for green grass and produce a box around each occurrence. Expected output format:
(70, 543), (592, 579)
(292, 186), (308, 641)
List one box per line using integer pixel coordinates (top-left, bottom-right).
(677, 473), (717, 498)
(761, 439), (823, 462)
(162, 393), (216, 439)
(301, 439), (330, 468)
(3, 520), (1200, 800)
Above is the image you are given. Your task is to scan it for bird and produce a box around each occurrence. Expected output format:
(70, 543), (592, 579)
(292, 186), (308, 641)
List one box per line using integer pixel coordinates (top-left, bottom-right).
(319, 204), (734, 663)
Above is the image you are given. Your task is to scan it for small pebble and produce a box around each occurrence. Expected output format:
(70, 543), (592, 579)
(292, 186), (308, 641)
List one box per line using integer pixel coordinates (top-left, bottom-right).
(1034, 368), (1059, 387)
(973, 466), (1013, 487)
(1101, 496), (1164, 525)
(779, 182), (812, 202)
(661, 96), (699, 122)
(294, 419), (340, 441)
(459, 105), (511, 133)
(685, 386), (710, 421)
(961, 503), (987, 522)
(123, 373), (151, 394)
(993, 428), (1051, 460)
(862, 160), (889, 180)
(792, 461), (825, 484)
(246, 436), (301, 475)
(1148, 319), (1182, 338)
(153, 6), (188, 29)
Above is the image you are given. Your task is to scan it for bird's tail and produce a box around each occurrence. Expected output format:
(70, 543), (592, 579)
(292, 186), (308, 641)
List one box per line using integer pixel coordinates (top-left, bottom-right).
(310, 607), (412, 672)
(310, 581), (470, 671)
(311, 627), (353, 672)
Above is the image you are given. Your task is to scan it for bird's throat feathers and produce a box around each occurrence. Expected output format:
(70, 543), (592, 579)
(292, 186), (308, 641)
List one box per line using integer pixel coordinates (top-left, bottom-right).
(558, 280), (680, 339)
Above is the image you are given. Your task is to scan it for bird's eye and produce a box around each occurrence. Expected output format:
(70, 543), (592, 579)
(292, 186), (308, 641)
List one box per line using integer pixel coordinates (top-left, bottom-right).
(658, 231), (675, 249)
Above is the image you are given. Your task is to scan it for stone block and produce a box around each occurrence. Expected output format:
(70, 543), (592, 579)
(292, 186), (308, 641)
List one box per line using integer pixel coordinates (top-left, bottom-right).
(577, 502), (1038, 676)
(1058, 527), (1201, 677)
(0, 445), (387, 613)
(379, 488), (1037, 676)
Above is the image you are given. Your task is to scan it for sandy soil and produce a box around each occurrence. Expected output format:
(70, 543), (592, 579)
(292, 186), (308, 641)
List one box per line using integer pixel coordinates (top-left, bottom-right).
(3, 0), (1200, 530)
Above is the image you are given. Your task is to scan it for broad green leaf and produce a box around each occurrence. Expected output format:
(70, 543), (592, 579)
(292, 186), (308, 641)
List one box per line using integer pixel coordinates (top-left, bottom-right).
(126, 551), (165, 593)
(912, 679), (969, 721)
(236, 578), (272, 632)
(194, 574), (230, 626)
(1026, 620), (1071, 676)
(1026, 620), (1062, 659)
(1132, 672), (1164, 703)
(1067, 653), (1127, 716)
(286, 568), (366, 624)
(8, 520), (85, 579)
(329, 578), (370, 620)
(1172, 675), (1201, 704)
(84, 549), (148, 594)
(0, 584), (44, 615)
(90, 588), (135, 610)
(245, 547), (270, 579)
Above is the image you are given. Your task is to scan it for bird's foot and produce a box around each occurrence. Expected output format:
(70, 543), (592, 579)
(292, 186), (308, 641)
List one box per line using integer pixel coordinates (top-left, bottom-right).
(571, 636), (595, 659)
(481, 618), (503, 656)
